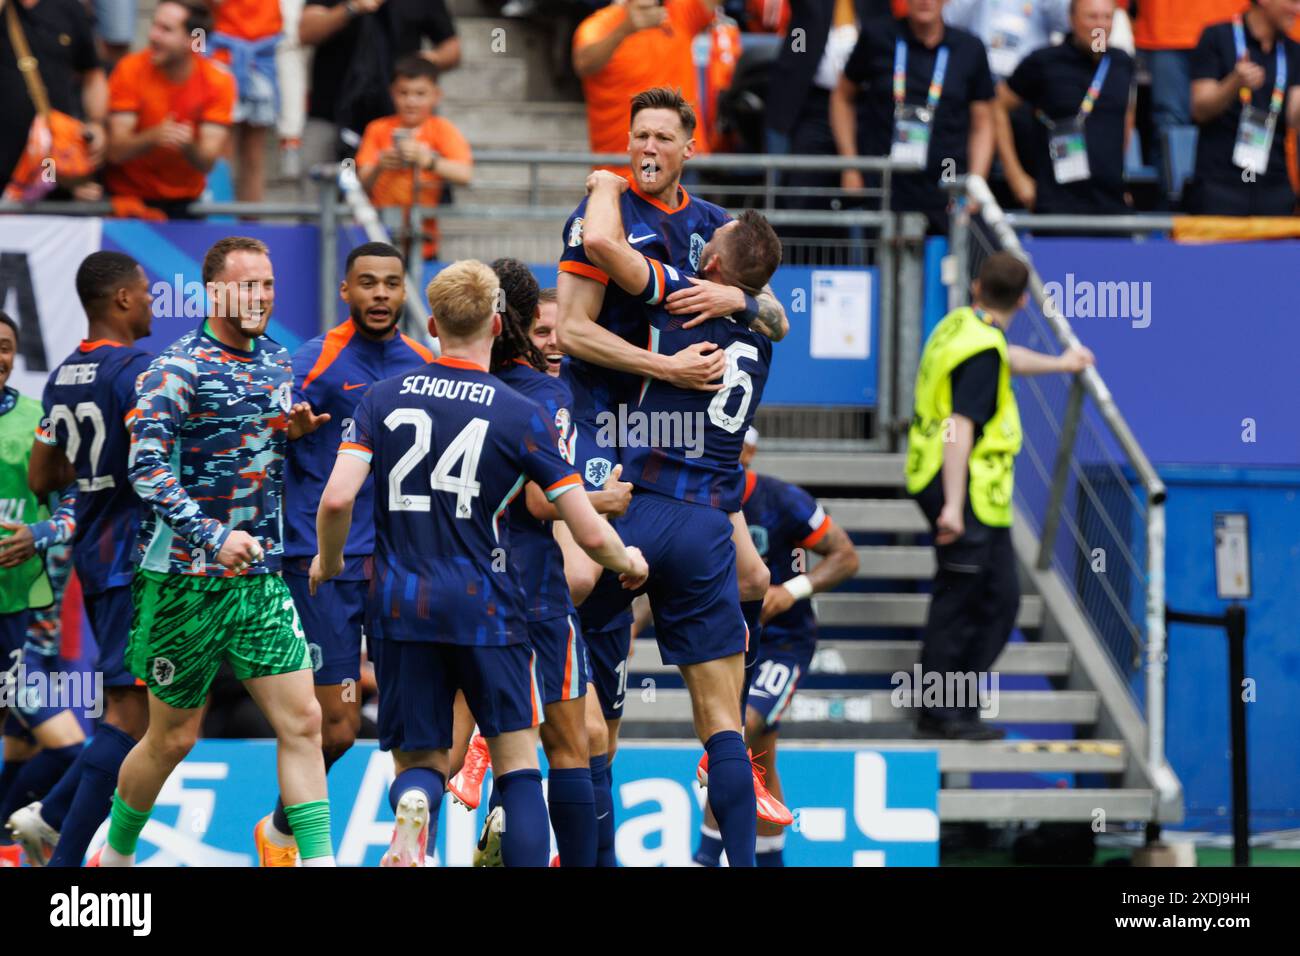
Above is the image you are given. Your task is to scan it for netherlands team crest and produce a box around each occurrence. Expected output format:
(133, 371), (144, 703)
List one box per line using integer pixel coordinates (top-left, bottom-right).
(568, 218), (584, 248)
(151, 657), (176, 687)
(585, 457), (612, 487)
(689, 232), (705, 271)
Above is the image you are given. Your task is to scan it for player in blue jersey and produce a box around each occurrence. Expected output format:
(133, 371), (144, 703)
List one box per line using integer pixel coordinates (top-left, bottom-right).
(5, 252), (158, 868)
(310, 260), (647, 867)
(556, 90), (792, 826)
(574, 169), (785, 866)
(0, 312), (82, 867)
(253, 241), (435, 866)
(96, 237), (337, 867)
(695, 427), (860, 867)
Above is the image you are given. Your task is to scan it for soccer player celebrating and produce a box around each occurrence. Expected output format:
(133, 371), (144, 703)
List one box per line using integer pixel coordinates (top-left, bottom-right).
(96, 237), (335, 867)
(695, 427), (861, 867)
(310, 260), (647, 868)
(576, 170), (784, 866)
(7, 253), (156, 869)
(255, 241), (434, 866)
(556, 89), (792, 842)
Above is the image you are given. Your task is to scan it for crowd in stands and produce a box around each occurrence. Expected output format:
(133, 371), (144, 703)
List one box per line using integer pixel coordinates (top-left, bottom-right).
(2, 0), (1300, 245)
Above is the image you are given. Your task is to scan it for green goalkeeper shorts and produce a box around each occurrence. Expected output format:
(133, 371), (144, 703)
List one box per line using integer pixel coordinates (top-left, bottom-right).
(127, 570), (312, 710)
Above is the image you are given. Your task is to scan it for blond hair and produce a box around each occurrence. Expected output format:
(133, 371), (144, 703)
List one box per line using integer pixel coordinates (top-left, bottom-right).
(426, 260), (500, 340)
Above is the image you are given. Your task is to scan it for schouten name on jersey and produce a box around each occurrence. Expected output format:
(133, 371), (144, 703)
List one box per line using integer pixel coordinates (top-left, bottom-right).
(398, 374), (497, 404)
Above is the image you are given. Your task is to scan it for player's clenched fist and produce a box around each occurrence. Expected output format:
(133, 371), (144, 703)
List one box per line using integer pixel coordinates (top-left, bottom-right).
(585, 169), (630, 195)
(217, 530), (265, 572)
(619, 546), (649, 590)
(308, 552), (343, 596)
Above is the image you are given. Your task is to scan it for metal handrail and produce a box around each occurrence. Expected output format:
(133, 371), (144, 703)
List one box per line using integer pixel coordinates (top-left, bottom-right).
(949, 174), (1172, 813)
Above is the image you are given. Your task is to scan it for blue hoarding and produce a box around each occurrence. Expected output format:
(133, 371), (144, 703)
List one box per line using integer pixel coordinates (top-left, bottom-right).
(81, 741), (937, 867)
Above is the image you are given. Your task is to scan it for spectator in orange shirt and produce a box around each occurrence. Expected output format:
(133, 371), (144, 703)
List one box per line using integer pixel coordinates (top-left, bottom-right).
(208, 0), (284, 203)
(104, 1), (235, 218)
(355, 56), (473, 261)
(1135, 0), (1247, 194)
(572, 0), (723, 174)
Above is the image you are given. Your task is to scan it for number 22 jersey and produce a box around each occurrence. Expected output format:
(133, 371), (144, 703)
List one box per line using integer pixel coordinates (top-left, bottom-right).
(342, 356), (583, 646)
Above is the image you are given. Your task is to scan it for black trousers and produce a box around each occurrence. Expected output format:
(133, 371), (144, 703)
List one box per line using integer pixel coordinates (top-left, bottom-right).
(913, 480), (1021, 723)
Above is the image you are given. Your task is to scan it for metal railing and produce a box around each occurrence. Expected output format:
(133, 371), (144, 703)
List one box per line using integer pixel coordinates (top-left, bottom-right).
(946, 175), (1173, 813)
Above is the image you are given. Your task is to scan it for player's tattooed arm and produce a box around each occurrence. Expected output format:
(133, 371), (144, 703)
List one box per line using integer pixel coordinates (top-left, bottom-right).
(748, 285), (789, 341)
(667, 281), (789, 342)
(127, 360), (232, 558)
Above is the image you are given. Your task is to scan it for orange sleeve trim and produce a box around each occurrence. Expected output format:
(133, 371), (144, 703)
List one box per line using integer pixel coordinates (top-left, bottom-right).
(544, 473), (583, 494)
(558, 260), (610, 285)
(339, 441), (372, 454)
(798, 516), (833, 549)
(742, 469), (758, 505)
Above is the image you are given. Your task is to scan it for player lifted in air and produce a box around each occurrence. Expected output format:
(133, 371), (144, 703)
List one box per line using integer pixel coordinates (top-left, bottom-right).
(96, 237), (335, 866)
(254, 241), (434, 866)
(695, 427), (860, 867)
(311, 261), (647, 867)
(556, 86), (792, 851)
(575, 169), (784, 866)
(7, 253), (156, 868)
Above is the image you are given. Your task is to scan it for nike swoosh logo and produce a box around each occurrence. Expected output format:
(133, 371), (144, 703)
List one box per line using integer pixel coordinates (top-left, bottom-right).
(595, 812), (610, 820)
(343, 382), (367, 390)
(627, 232), (657, 244)
(226, 396), (244, 406)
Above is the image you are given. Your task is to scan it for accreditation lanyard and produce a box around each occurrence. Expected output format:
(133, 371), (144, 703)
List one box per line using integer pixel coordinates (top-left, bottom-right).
(893, 38), (950, 116)
(1232, 16), (1286, 115)
(1035, 54), (1111, 130)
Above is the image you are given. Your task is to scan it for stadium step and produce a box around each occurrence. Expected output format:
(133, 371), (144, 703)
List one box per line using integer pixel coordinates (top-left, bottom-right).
(811, 593), (1043, 629)
(756, 453), (907, 489)
(818, 498), (927, 534)
(848, 545), (936, 579)
(628, 638), (1072, 676)
(622, 688), (1100, 725)
(441, 101), (590, 149)
(939, 789), (1156, 822)
(858, 740), (1126, 773)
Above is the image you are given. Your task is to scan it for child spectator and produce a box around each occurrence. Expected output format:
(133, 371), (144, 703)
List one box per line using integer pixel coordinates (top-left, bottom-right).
(354, 55), (472, 261)
(104, 0), (235, 218)
(208, 0), (283, 201)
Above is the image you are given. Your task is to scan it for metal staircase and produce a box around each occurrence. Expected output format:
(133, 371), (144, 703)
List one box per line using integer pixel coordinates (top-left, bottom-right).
(623, 449), (1179, 825)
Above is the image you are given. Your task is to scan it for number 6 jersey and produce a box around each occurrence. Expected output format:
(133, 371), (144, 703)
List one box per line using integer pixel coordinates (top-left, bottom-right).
(341, 355), (583, 646)
(36, 339), (153, 595)
(618, 257), (773, 513)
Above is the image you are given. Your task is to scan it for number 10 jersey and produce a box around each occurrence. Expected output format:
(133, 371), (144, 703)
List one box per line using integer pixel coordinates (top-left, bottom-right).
(342, 355), (583, 646)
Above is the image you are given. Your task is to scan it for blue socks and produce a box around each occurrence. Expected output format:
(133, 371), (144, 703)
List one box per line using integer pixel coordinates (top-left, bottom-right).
(589, 753), (617, 867)
(704, 730), (756, 867)
(495, 769), (548, 867)
(0, 744), (81, 837)
(547, 767), (596, 867)
(388, 767), (445, 813)
(0, 757), (28, 819)
(693, 825), (724, 867)
(32, 745), (88, 830)
(47, 724), (135, 867)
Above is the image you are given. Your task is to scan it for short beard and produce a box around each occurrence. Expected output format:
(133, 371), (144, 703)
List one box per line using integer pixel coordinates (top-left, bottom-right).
(351, 306), (401, 339)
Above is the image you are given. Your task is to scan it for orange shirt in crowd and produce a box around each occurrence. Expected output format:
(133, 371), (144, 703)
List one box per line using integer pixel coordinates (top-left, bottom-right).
(355, 115), (473, 257)
(573, 0), (715, 165)
(1134, 0), (1248, 50)
(212, 0), (284, 40)
(106, 51), (237, 201)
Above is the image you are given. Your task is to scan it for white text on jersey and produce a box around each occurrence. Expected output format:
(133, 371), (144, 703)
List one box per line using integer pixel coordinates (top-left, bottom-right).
(399, 375), (496, 406)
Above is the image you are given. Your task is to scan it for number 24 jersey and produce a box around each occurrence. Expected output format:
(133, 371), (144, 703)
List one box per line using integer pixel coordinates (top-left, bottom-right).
(342, 356), (583, 646)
